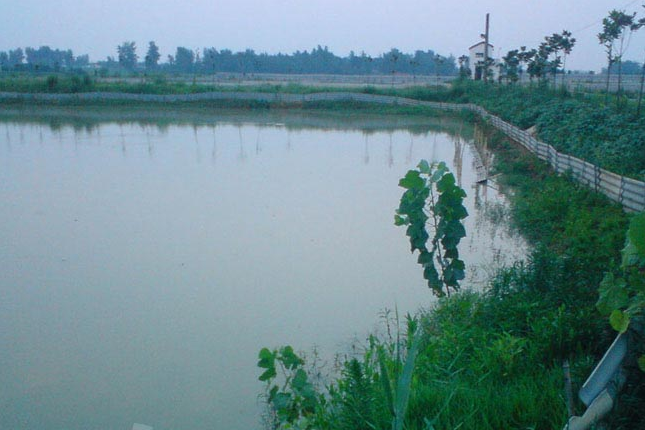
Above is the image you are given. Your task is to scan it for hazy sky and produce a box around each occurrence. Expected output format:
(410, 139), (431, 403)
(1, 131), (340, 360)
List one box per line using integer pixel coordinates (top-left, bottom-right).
(2, 0), (645, 71)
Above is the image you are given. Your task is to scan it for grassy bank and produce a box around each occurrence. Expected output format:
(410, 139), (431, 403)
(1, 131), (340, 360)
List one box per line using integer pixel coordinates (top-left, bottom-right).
(260, 123), (633, 430)
(374, 81), (645, 180)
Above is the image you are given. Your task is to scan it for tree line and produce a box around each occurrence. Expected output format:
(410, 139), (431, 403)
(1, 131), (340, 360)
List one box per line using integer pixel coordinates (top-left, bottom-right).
(111, 42), (457, 76)
(0, 46), (89, 72)
(495, 4), (645, 112)
(497, 30), (577, 85)
(0, 42), (457, 76)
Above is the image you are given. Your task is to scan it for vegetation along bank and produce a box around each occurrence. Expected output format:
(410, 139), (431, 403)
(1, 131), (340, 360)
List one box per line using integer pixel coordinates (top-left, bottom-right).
(257, 121), (645, 429)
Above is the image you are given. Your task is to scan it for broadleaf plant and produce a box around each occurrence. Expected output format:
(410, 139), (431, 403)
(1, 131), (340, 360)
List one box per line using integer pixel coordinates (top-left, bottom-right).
(257, 346), (320, 429)
(597, 211), (645, 369)
(395, 160), (468, 296)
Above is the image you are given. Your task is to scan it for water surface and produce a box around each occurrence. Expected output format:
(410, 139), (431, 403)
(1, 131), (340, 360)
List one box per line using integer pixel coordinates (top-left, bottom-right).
(0, 108), (525, 430)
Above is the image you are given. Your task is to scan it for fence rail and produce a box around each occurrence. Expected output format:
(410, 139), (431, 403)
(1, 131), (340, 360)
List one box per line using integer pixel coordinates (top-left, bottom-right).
(1, 90), (643, 212)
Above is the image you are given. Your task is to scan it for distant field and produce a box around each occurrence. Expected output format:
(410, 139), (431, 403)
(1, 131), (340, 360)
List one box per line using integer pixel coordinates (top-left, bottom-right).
(95, 72), (454, 88)
(1, 71), (642, 93)
(95, 72), (645, 92)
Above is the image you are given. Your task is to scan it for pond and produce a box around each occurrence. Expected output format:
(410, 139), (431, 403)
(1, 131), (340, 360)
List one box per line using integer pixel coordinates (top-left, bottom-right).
(0, 107), (525, 430)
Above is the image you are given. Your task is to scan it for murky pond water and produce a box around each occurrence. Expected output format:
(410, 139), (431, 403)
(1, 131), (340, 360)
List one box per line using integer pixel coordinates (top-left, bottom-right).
(0, 108), (525, 430)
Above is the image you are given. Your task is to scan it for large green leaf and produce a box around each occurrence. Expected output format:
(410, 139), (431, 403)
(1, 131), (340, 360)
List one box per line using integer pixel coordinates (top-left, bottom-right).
(417, 251), (433, 265)
(394, 214), (408, 226)
(272, 392), (292, 412)
(399, 170), (424, 190)
(424, 264), (441, 291)
(259, 367), (277, 382)
(451, 204), (468, 220)
(280, 345), (303, 370)
(609, 309), (630, 333)
(622, 240), (642, 268)
(258, 347), (275, 370)
(436, 173), (456, 192)
(291, 368), (309, 391)
(430, 162), (448, 182)
(596, 273), (629, 316)
(417, 159), (431, 174)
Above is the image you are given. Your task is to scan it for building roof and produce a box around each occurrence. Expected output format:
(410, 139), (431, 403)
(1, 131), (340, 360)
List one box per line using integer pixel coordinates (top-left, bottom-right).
(468, 41), (494, 50)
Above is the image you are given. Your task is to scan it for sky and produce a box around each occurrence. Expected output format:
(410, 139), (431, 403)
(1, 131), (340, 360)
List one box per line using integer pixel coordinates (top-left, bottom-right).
(2, 0), (645, 72)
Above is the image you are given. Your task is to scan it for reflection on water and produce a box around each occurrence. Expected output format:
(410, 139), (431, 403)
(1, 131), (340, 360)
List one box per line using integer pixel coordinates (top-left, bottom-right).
(0, 109), (526, 430)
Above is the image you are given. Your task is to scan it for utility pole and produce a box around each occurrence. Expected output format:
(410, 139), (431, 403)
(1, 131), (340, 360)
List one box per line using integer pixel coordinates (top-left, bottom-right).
(483, 13), (490, 83)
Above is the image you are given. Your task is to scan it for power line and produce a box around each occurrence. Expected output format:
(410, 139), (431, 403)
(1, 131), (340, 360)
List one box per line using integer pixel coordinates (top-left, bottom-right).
(505, 0), (643, 52)
(572, 0), (642, 34)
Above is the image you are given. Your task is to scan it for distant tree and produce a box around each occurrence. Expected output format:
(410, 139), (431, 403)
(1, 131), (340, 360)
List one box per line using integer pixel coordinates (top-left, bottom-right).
(610, 60), (643, 74)
(389, 49), (400, 86)
(203, 47), (217, 77)
(195, 48), (201, 65)
(502, 49), (520, 83)
(536, 39), (559, 86)
(457, 55), (470, 79)
(544, 34), (561, 87)
(174, 47), (195, 72)
(8, 48), (24, 68)
(117, 41), (138, 71)
(145, 41), (160, 70)
(74, 54), (89, 68)
(361, 53), (373, 75)
(0, 52), (8, 71)
(61, 50), (74, 69)
(409, 58), (420, 81)
(433, 54), (445, 89)
(546, 30), (576, 88)
(598, 10), (636, 106)
(517, 46), (535, 82)
(558, 30), (576, 86)
(166, 46), (458, 76)
(527, 45), (549, 82)
(309, 45), (341, 74)
(25, 46), (74, 71)
(26, 46), (50, 70)
(380, 48), (399, 76)
(346, 51), (358, 74)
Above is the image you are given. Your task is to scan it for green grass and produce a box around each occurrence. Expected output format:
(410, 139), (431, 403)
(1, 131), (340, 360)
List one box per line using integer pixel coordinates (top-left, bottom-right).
(441, 81), (645, 180)
(0, 73), (367, 95)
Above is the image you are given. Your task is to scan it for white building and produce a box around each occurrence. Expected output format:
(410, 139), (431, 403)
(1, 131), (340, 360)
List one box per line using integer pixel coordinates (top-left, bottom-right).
(468, 41), (501, 81)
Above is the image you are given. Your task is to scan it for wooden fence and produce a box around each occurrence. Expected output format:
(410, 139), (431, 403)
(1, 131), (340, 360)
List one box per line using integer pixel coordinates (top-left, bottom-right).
(1, 90), (643, 212)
